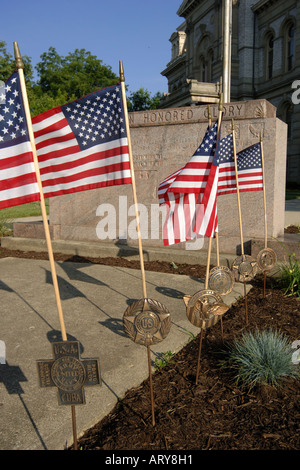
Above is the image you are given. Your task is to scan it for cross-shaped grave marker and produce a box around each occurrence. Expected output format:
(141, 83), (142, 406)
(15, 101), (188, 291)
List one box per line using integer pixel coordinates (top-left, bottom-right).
(37, 341), (101, 406)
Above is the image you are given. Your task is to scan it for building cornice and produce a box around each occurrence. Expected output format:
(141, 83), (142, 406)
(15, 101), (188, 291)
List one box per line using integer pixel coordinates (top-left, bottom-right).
(252, 0), (279, 14)
(177, 0), (202, 18)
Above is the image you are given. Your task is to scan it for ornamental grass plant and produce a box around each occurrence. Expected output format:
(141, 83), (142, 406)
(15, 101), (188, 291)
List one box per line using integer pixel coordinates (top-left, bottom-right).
(220, 329), (299, 390)
(277, 252), (300, 298)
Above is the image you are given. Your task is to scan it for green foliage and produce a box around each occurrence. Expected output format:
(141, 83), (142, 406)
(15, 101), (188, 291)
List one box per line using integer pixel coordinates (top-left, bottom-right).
(0, 42), (163, 116)
(273, 239), (300, 298)
(0, 211), (12, 237)
(220, 329), (299, 390)
(36, 47), (119, 102)
(127, 88), (162, 112)
(154, 351), (175, 370)
(0, 40), (33, 85)
(277, 253), (300, 297)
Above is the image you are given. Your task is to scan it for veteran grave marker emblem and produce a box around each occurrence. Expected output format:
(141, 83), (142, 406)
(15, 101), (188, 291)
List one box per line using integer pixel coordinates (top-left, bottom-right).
(37, 341), (101, 406)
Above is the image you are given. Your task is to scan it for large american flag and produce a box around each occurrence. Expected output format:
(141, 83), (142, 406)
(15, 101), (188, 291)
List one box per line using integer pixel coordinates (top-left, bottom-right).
(0, 71), (40, 209)
(158, 121), (218, 245)
(32, 83), (132, 198)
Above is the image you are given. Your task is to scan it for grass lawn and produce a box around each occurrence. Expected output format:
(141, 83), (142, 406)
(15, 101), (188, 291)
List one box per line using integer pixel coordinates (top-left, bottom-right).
(0, 200), (49, 220)
(286, 191), (300, 201)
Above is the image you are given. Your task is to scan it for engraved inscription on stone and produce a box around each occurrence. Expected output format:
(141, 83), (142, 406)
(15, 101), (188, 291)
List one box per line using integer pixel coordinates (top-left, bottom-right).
(37, 341), (101, 406)
(129, 103), (247, 128)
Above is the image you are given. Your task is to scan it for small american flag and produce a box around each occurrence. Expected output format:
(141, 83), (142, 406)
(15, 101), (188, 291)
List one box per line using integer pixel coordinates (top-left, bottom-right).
(0, 71), (40, 209)
(237, 143), (263, 192)
(163, 120), (218, 195)
(158, 121), (218, 245)
(215, 138), (263, 197)
(195, 132), (234, 237)
(32, 84), (132, 198)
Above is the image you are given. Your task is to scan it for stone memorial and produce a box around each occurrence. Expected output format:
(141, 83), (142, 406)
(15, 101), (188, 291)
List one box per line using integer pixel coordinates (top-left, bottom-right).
(13, 99), (287, 255)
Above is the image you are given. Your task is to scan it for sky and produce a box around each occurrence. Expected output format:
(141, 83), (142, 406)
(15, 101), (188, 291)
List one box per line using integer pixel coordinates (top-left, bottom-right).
(1, 0), (183, 96)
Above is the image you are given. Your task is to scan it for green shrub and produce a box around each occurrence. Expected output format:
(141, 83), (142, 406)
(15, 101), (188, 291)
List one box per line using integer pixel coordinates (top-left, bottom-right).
(220, 329), (299, 390)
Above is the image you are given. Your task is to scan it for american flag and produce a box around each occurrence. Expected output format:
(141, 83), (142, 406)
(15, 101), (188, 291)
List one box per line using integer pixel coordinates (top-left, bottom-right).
(195, 136), (264, 237)
(195, 132), (234, 237)
(161, 192), (204, 246)
(158, 121), (218, 245)
(0, 71), (40, 209)
(32, 83), (132, 198)
(216, 133), (235, 196)
(163, 120), (218, 195)
(237, 143), (263, 192)
(214, 137), (263, 197)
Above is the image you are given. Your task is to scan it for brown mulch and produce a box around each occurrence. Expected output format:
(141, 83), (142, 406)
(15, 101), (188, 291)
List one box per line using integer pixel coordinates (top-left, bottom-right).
(0, 246), (299, 451)
(285, 224), (300, 234)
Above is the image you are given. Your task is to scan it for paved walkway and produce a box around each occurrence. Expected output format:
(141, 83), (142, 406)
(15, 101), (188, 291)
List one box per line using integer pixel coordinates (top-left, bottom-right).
(285, 198), (300, 227)
(0, 198), (298, 450)
(0, 257), (250, 450)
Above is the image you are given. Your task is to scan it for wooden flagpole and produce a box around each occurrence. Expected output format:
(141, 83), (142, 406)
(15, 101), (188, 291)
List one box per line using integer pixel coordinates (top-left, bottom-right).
(119, 61), (147, 299)
(231, 120), (244, 256)
(215, 94), (223, 268)
(232, 119), (248, 324)
(196, 98), (223, 384)
(260, 132), (268, 297)
(119, 61), (157, 425)
(14, 42), (78, 449)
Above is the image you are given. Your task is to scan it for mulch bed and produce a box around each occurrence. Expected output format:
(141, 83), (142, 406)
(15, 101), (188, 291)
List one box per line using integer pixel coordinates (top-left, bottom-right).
(0, 245), (299, 451)
(285, 224), (300, 234)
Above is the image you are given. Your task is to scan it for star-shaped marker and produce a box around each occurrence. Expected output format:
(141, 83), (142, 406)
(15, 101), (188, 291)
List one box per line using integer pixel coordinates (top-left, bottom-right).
(123, 298), (171, 346)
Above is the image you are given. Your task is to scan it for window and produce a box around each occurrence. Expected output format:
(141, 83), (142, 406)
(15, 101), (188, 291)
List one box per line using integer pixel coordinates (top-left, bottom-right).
(279, 101), (293, 140)
(208, 49), (214, 81)
(267, 35), (274, 79)
(199, 55), (207, 82)
(287, 24), (295, 71)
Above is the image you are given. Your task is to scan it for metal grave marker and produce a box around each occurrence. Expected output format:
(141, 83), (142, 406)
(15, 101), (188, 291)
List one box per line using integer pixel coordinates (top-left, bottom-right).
(37, 341), (101, 405)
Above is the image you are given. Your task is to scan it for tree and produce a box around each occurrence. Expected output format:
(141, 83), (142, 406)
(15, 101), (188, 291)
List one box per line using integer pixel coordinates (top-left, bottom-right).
(127, 88), (162, 112)
(36, 47), (119, 101)
(0, 41), (33, 84)
(0, 41), (163, 116)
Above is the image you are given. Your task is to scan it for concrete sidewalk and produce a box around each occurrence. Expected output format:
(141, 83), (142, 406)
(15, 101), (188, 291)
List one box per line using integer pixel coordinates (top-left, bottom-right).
(0, 257), (250, 450)
(285, 198), (300, 227)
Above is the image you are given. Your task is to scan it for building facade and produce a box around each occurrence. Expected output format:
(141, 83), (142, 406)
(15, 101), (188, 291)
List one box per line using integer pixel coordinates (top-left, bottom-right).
(161, 0), (300, 184)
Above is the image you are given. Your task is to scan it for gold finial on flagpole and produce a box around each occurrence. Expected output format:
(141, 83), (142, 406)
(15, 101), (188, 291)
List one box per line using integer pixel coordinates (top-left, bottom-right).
(119, 60), (125, 83)
(13, 42), (24, 69)
(219, 92), (223, 112)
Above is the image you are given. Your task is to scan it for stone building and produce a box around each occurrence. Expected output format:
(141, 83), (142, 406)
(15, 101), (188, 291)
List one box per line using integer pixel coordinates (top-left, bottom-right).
(161, 0), (300, 184)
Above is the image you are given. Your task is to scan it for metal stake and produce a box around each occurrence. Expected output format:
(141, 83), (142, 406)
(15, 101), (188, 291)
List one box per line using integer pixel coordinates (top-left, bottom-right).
(147, 345), (155, 426)
(195, 329), (204, 385)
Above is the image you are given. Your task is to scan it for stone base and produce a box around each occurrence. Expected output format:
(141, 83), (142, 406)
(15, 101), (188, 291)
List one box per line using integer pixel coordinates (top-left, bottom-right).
(4, 229), (299, 265)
